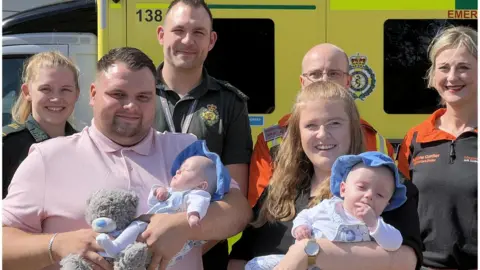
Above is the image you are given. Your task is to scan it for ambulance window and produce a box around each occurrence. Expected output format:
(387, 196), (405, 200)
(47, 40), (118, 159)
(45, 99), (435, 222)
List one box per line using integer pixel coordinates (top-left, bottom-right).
(2, 56), (28, 124)
(205, 18), (275, 114)
(383, 19), (477, 114)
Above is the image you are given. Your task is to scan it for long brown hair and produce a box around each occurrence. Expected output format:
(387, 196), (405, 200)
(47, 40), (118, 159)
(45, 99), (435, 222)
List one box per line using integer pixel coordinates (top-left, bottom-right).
(253, 81), (365, 227)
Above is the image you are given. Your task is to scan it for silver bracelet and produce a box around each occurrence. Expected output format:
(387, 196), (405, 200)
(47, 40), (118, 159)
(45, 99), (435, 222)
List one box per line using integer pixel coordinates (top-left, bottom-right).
(48, 233), (58, 264)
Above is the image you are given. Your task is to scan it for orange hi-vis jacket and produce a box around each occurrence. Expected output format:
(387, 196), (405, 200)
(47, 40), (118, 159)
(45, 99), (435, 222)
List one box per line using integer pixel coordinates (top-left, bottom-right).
(247, 113), (395, 207)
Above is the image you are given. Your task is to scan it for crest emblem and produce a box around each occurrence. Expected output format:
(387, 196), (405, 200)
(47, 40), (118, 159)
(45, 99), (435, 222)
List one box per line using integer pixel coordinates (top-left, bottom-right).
(200, 104), (219, 126)
(348, 53), (376, 101)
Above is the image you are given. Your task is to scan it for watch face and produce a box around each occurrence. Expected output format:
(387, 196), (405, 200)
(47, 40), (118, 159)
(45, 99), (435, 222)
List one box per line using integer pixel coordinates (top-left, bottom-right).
(304, 240), (320, 256)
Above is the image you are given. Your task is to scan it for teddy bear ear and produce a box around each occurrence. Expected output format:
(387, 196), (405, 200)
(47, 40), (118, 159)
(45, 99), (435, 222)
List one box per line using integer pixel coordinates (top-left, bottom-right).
(85, 190), (99, 206)
(128, 191), (139, 206)
(127, 190), (138, 198)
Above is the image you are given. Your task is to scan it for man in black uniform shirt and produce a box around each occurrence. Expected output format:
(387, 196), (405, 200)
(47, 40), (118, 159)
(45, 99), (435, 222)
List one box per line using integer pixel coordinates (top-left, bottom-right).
(154, 1), (253, 269)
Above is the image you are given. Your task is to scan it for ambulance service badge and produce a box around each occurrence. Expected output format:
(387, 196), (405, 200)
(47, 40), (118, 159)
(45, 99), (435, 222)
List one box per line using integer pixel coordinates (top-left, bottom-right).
(348, 53), (376, 101)
(200, 104), (219, 126)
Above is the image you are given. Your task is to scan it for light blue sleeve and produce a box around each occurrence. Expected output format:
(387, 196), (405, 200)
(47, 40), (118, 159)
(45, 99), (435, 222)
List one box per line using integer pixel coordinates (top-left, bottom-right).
(147, 184), (169, 208)
(291, 199), (331, 237)
(184, 190), (211, 219)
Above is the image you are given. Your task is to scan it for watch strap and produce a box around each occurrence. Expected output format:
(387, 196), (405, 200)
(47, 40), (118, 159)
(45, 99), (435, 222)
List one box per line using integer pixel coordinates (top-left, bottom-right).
(307, 255), (317, 266)
(306, 239), (319, 266)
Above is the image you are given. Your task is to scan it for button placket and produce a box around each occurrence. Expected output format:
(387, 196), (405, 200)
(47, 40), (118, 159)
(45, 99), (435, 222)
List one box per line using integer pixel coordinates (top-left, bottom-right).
(120, 149), (133, 189)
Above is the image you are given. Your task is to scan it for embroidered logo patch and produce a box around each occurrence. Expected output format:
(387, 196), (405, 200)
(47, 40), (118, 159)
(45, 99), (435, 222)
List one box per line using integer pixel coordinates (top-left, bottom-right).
(263, 124), (286, 142)
(200, 104), (219, 126)
(413, 153), (440, 165)
(464, 156), (477, 163)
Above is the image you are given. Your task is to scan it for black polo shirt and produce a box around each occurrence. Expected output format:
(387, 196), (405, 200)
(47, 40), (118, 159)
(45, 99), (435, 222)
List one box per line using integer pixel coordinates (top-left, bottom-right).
(397, 109), (477, 269)
(229, 181), (423, 270)
(155, 63), (253, 166)
(3, 115), (77, 198)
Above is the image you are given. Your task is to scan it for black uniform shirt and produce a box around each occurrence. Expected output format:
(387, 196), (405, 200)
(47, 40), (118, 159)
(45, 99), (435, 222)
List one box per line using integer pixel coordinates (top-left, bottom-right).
(155, 63), (253, 166)
(3, 115), (77, 198)
(156, 64), (254, 269)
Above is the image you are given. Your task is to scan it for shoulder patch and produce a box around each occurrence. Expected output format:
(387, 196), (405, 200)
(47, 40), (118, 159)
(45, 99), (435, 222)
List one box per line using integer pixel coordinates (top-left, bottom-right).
(3, 122), (26, 137)
(217, 79), (249, 101)
(263, 124), (287, 142)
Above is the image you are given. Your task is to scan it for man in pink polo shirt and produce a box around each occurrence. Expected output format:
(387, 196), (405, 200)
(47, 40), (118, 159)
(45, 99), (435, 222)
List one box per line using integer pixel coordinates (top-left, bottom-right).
(2, 47), (252, 270)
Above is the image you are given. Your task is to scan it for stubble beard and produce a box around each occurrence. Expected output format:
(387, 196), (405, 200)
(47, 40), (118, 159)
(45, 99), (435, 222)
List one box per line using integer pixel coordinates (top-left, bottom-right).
(111, 117), (142, 138)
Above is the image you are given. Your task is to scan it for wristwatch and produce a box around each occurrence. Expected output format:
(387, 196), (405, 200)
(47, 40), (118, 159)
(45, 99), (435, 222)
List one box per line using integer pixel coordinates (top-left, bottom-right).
(304, 238), (320, 267)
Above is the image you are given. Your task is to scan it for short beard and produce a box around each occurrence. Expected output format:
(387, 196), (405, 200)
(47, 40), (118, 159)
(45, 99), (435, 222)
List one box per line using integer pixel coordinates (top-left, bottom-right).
(111, 117), (142, 138)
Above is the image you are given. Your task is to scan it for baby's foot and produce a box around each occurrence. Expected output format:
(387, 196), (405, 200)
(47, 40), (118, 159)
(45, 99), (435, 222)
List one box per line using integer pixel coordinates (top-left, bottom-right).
(96, 234), (121, 257)
(91, 217), (116, 233)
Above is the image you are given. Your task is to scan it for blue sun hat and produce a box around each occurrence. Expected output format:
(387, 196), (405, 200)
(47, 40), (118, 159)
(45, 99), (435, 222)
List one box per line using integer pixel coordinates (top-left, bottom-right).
(330, 151), (407, 212)
(171, 140), (231, 201)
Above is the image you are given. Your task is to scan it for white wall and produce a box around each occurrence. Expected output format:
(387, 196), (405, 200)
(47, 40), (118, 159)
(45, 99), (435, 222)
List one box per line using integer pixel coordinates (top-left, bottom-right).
(3, 0), (64, 18)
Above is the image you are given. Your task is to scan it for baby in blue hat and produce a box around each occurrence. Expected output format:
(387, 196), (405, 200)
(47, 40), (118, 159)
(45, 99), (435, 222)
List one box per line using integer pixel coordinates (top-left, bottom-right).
(292, 151), (407, 249)
(96, 140), (231, 266)
(246, 151), (407, 270)
(148, 155), (218, 227)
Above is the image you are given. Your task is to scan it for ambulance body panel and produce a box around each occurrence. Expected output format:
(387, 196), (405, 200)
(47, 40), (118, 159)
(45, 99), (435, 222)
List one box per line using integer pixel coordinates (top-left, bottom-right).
(3, 0), (477, 146)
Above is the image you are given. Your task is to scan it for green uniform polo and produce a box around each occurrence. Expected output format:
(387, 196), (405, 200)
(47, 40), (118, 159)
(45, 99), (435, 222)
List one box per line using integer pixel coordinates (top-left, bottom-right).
(3, 115), (76, 198)
(155, 63), (253, 166)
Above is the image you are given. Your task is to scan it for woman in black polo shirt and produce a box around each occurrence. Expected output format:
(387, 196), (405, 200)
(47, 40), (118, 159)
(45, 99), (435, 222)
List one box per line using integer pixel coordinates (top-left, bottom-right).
(397, 26), (477, 269)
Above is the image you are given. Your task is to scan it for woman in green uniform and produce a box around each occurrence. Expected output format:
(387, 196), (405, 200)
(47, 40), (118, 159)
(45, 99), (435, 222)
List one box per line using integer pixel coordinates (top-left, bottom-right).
(3, 51), (80, 198)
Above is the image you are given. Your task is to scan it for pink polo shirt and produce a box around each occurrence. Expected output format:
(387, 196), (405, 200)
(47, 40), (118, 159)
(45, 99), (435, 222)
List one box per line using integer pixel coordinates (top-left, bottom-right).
(3, 122), (239, 270)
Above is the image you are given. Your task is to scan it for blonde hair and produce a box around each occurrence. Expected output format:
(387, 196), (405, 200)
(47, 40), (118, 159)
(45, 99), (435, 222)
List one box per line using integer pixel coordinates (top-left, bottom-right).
(253, 81), (365, 227)
(426, 25), (477, 105)
(11, 51), (80, 124)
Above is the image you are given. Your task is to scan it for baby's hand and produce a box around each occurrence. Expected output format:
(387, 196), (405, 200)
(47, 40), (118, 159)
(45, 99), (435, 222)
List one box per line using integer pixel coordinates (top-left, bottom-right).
(154, 187), (169, 201)
(188, 212), (200, 228)
(354, 202), (378, 231)
(293, 225), (312, 240)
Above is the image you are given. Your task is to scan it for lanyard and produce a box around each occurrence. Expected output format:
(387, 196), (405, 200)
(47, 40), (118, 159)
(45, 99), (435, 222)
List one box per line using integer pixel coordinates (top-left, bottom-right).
(158, 89), (198, 133)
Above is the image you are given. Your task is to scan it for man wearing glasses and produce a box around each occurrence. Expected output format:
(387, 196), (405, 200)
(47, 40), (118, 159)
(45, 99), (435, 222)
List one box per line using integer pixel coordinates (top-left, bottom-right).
(247, 43), (395, 207)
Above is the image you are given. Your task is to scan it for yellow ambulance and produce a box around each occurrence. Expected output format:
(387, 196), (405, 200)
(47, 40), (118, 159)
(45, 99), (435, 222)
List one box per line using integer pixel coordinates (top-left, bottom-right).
(3, 0), (477, 146)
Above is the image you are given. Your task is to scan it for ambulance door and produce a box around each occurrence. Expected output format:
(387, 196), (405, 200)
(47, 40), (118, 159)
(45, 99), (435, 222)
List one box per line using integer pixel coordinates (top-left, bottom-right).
(326, 0), (477, 146)
(123, 0), (326, 140)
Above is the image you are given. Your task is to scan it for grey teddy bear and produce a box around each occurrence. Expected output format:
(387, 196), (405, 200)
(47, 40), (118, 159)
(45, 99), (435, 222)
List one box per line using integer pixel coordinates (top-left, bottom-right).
(59, 189), (151, 270)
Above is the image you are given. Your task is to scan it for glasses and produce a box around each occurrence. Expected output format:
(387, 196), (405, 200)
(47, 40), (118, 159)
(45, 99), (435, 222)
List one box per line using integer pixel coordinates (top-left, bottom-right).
(301, 70), (348, 82)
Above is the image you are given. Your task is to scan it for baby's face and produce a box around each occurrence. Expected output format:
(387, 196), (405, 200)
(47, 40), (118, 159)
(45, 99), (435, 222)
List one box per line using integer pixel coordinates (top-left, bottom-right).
(340, 164), (395, 216)
(170, 158), (205, 191)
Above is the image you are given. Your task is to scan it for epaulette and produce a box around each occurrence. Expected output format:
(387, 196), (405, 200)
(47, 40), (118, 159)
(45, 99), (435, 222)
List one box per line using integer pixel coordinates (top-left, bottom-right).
(3, 122), (26, 137)
(216, 79), (249, 101)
